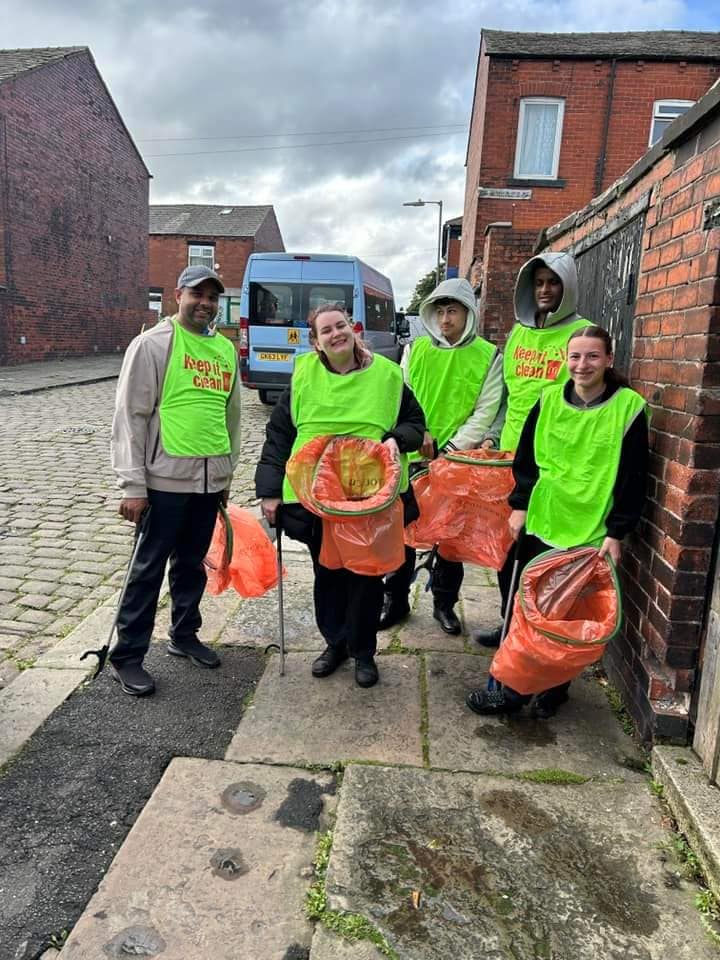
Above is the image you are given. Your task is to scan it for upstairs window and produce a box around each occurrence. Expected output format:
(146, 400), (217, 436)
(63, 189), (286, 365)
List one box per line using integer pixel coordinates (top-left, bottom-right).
(514, 97), (564, 180)
(187, 244), (215, 269)
(649, 100), (694, 146)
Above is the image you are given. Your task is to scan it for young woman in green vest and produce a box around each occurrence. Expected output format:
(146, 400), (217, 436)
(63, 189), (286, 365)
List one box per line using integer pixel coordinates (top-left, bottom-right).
(466, 325), (649, 718)
(256, 303), (425, 688)
(472, 252), (593, 649)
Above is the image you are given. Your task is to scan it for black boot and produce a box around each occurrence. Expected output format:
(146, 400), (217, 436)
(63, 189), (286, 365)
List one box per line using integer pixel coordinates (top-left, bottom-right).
(466, 688), (524, 716)
(355, 657), (379, 688)
(471, 625), (502, 648)
(311, 645), (348, 678)
(110, 660), (155, 697)
(378, 593), (410, 631)
(433, 603), (461, 635)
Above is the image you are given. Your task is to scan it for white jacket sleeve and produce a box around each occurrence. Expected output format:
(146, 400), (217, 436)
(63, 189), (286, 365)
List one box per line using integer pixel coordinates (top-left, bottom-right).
(446, 351), (505, 451)
(110, 336), (158, 499)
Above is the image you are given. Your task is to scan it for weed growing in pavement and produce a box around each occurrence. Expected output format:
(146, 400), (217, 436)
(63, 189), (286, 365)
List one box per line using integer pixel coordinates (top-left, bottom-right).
(306, 829), (398, 959)
(696, 889), (720, 946)
(49, 928), (69, 948)
(518, 768), (589, 785)
(602, 682), (635, 737)
(14, 657), (36, 671)
(649, 779), (665, 799)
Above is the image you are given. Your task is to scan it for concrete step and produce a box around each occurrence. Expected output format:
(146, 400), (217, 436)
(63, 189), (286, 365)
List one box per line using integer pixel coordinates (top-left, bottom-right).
(315, 763), (718, 960)
(60, 758), (336, 960)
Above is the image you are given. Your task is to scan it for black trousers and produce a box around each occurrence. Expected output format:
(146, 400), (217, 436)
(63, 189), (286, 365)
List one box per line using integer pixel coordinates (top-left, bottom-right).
(281, 503), (383, 659)
(111, 489), (221, 665)
(384, 546), (464, 609)
(496, 532), (570, 705)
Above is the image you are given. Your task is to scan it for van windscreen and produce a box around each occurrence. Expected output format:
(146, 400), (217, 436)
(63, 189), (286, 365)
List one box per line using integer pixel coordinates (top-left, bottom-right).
(249, 282), (303, 326)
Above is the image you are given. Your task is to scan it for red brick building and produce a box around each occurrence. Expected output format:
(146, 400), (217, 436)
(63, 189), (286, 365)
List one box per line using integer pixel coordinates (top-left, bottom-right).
(0, 47), (150, 365)
(149, 204), (284, 331)
(460, 30), (720, 344)
(539, 79), (720, 756)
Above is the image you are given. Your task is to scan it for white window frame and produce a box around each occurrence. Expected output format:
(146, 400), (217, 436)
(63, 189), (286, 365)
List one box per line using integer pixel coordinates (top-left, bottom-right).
(513, 97), (565, 181)
(649, 99), (694, 147)
(187, 244), (215, 269)
(148, 291), (163, 314)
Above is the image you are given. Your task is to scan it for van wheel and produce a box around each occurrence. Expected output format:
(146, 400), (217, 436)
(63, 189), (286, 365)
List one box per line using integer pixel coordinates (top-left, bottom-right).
(259, 390), (272, 405)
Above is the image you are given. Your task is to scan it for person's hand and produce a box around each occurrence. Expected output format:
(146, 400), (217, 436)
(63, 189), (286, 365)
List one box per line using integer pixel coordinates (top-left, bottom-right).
(508, 509), (527, 541)
(419, 431), (435, 460)
(220, 489), (230, 507)
(479, 439), (495, 450)
(599, 536), (622, 565)
(261, 497), (281, 526)
(119, 497), (149, 524)
(383, 436), (400, 460)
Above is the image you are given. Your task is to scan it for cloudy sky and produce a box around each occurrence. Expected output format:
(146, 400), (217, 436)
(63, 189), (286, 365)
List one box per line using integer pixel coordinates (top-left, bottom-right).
(3, 0), (716, 305)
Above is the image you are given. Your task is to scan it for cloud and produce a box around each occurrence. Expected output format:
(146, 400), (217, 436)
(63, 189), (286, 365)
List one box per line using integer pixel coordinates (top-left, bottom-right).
(2, 0), (695, 304)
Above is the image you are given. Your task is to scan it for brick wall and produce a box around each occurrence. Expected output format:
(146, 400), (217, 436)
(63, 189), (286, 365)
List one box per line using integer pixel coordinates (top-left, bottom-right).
(0, 51), (150, 365)
(479, 226), (536, 345)
(149, 235), (254, 316)
(542, 104), (720, 742)
(460, 44), (720, 344)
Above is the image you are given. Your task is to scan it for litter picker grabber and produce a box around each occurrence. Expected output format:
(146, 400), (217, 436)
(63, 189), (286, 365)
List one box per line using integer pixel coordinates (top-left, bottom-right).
(81, 507), (151, 678)
(262, 504), (286, 676)
(411, 545), (438, 591)
(488, 528), (524, 693)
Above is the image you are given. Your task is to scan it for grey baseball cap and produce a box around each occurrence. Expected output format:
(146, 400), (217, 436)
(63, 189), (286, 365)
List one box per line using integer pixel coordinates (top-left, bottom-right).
(176, 265), (225, 293)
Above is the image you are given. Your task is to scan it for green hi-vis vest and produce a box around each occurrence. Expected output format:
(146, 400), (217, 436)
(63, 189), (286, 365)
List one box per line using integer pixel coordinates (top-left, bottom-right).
(500, 317), (590, 450)
(158, 318), (237, 457)
(282, 352), (408, 503)
(406, 335), (496, 461)
(526, 384), (647, 548)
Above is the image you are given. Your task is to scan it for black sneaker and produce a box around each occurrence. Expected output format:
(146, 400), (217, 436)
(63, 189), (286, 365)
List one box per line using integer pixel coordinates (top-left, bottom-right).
(378, 594), (410, 631)
(110, 661), (155, 697)
(355, 657), (379, 688)
(466, 688), (523, 716)
(531, 687), (570, 719)
(433, 604), (462, 635)
(167, 636), (221, 668)
(311, 645), (348, 678)
(470, 626), (502, 648)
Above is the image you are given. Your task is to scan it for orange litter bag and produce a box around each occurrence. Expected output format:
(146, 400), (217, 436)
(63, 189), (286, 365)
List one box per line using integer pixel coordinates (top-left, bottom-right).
(204, 504), (281, 598)
(404, 469), (463, 550)
(490, 546), (621, 694)
(286, 435), (404, 576)
(430, 450), (515, 570)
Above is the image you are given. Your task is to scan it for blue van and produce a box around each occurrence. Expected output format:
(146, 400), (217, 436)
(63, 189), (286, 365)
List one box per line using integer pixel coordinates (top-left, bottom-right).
(239, 253), (401, 403)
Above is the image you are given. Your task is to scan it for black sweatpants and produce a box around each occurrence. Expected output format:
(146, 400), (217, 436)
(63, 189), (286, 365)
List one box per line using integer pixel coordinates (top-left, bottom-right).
(281, 503), (383, 659)
(496, 532), (570, 705)
(111, 489), (221, 665)
(384, 546), (464, 609)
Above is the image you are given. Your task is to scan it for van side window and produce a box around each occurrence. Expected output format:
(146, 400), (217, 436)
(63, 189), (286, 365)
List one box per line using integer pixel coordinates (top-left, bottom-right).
(364, 288), (394, 331)
(249, 283), (301, 326)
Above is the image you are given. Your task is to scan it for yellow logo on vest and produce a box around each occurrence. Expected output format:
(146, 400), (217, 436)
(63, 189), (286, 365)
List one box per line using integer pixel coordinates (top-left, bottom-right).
(183, 352), (232, 392)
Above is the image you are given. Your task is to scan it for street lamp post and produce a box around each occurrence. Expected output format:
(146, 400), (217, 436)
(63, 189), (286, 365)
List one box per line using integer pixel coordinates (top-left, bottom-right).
(403, 198), (444, 287)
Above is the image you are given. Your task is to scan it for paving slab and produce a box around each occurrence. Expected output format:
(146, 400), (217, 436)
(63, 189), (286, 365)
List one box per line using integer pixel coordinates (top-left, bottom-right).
(310, 924), (385, 959)
(60, 758), (336, 960)
(220, 578), (324, 650)
(226, 653), (423, 766)
(395, 581), (467, 653)
(0, 666), (88, 765)
(653, 744), (720, 900)
(325, 764), (716, 960)
(426, 653), (645, 780)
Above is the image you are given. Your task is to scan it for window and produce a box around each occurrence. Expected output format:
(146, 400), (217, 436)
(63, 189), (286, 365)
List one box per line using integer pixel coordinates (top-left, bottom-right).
(307, 285), (354, 317)
(148, 290), (163, 315)
(249, 282), (303, 326)
(649, 100), (694, 146)
(514, 98), (565, 180)
(364, 288), (394, 331)
(187, 244), (215, 269)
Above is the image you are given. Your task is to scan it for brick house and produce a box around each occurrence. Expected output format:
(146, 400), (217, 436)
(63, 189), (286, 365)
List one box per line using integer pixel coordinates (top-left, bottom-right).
(0, 47), (150, 365)
(148, 204), (285, 334)
(460, 30), (720, 345)
(537, 79), (720, 763)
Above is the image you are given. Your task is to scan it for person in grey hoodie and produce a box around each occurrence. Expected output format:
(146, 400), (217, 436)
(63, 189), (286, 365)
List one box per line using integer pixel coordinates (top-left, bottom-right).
(470, 251), (590, 651)
(380, 277), (505, 635)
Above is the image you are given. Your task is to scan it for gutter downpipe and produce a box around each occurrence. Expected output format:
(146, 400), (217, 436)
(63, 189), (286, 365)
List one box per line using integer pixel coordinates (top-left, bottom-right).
(595, 58), (617, 196)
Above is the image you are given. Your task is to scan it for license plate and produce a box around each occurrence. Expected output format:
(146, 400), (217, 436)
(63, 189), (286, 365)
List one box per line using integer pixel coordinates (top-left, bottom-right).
(257, 351), (290, 361)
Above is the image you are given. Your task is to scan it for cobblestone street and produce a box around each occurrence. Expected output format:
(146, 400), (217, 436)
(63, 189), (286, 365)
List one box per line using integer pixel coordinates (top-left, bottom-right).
(0, 380), (270, 690)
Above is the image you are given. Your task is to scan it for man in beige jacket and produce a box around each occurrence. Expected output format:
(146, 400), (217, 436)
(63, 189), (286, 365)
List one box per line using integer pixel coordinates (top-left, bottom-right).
(110, 266), (241, 696)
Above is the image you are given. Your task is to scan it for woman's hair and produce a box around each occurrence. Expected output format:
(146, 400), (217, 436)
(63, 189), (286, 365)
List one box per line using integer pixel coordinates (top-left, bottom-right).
(307, 302), (370, 370)
(568, 324), (629, 388)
